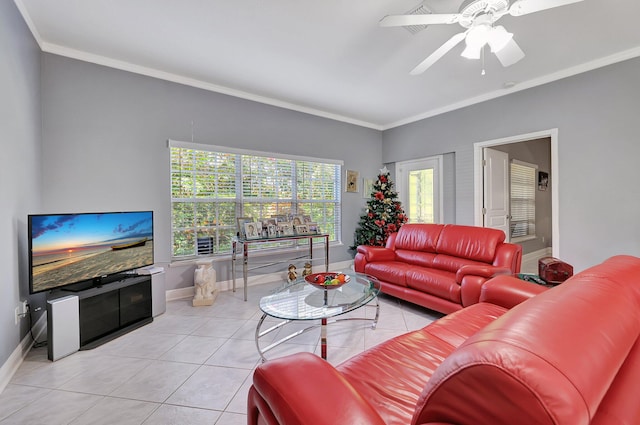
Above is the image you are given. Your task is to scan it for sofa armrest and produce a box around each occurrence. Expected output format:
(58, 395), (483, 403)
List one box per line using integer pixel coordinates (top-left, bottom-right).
(455, 265), (512, 284)
(356, 245), (396, 262)
(479, 275), (549, 309)
(250, 353), (385, 425)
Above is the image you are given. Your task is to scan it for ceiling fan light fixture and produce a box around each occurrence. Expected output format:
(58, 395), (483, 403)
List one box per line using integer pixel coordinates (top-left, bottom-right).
(461, 24), (490, 59)
(487, 25), (513, 52)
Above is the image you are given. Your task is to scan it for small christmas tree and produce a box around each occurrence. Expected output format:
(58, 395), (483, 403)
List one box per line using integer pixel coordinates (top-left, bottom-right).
(351, 167), (408, 250)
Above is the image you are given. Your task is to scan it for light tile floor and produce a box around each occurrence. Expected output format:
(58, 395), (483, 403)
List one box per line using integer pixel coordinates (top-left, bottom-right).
(1, 282), (442, 425)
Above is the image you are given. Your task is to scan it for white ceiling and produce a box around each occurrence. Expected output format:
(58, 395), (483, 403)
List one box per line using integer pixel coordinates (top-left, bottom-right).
(14, 0), (640, 130)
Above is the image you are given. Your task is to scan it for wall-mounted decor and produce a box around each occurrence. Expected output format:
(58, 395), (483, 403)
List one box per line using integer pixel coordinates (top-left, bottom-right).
(538, 171), (549, 191)
(346, 169), (359, 193)
(363, 178), (374, 198)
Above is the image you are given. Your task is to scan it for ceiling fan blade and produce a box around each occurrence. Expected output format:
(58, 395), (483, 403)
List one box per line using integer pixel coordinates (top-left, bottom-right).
(494, 38), (525, 67)
(410, 32), (467, 75)
(509, 0), (584, 16)
(379, 13), (460, 27)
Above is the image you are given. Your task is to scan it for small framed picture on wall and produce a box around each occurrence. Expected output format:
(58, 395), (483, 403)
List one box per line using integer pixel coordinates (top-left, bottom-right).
(346, 169), (359, 193)
(538, 171), (549, 191)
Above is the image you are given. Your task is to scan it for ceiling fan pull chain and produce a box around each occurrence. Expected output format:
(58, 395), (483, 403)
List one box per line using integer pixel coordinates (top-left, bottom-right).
(481, 46), (486, 75)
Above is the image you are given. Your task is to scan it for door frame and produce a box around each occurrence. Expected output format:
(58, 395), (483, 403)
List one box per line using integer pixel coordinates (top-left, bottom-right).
(396, 155), (444, 223)
(473, 129), (559, 257)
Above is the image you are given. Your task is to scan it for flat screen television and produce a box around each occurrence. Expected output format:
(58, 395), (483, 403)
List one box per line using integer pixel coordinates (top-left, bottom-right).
(28, 211), (154, 294)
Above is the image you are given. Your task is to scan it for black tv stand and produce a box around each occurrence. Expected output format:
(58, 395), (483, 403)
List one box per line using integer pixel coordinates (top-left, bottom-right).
(75, 274), (152, 349)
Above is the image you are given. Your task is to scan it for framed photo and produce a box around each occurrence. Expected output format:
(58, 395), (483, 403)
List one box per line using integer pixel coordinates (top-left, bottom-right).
(346, 169), (359, 193)
(236, 217), (252, 239)
(302, 215), (312, 223)
(278, 221), (294, 236)
(307, 223), (319, 234)
(271, 215), (287, 224)
(294, 224), (309, 235)
(292, 215), (305, 226)
(244, 222), (261, 239)
(538, 171), (549, 191)
(267, 224), (277, 238)
(363, 178), (374, 198)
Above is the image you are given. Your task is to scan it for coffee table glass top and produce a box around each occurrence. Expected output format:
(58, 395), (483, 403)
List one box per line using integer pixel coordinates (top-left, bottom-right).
(259, 273), (380, 321)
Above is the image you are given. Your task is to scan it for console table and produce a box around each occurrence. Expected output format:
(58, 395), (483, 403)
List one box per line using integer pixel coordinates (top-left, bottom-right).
(231, 234), (330, 301)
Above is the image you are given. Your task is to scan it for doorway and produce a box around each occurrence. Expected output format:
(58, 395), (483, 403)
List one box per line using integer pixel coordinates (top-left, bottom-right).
(474, 129), (559, 271)
(397, 156), (443, 223)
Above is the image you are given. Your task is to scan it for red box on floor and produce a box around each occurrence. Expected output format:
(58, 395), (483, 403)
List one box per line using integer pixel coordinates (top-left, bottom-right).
(538, 257), (573, 285)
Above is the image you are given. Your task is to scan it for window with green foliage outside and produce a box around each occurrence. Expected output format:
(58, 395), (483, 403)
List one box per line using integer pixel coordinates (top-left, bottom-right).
(170, 143), (342, 259)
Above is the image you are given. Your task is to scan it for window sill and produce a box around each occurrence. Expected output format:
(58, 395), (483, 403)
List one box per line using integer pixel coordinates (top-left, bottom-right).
(511, 235), (536, 243)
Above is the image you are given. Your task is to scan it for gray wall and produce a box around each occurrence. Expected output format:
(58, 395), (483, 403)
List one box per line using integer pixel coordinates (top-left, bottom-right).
(40, 53), (382, 290)
(383, 57), (640, 271)
(0, 1), (42, 369)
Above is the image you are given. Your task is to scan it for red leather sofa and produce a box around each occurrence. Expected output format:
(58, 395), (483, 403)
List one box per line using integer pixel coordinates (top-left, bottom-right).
(354, 223), (522, 313)
(248, 255), (640, 425)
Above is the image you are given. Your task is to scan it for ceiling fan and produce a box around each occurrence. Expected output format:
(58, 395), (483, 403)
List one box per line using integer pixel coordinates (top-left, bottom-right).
(380, 0), (584, 75)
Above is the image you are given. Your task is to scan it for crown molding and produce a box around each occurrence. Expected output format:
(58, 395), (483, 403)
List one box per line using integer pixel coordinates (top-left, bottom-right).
(381, 46), (640, 130)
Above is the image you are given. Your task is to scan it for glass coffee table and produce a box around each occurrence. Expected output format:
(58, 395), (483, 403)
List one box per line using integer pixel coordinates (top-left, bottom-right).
(255, 273), (380, 362)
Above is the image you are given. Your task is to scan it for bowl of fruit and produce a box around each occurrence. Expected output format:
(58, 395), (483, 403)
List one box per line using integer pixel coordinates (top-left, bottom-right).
(305, 272), (350, 289)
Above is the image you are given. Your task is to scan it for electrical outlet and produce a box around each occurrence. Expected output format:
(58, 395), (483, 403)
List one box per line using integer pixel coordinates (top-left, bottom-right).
(15, 307), (20, 325)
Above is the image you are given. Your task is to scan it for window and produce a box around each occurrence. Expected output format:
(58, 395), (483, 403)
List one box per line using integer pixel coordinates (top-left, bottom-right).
(170, 141), (342, 259)
(510, 160), (536, 239)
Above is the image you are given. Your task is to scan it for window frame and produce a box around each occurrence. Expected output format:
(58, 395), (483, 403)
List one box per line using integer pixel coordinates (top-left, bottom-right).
(169, 140), (343, 260)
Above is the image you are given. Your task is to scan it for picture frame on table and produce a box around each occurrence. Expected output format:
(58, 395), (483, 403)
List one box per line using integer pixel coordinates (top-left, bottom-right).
(236, 217), (252, 239)
(292, 215), (305, 226)
(267, 224), (277, 238)
(244, 222), (261, 240)
(278, 221), (294, 236)
(307, 223), (319, 234)
(346, 169), (359, 193)
(294, 224), (309, 235)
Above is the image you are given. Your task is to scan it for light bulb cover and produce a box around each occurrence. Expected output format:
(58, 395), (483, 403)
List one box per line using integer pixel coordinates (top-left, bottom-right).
(488, 25), (513, 53)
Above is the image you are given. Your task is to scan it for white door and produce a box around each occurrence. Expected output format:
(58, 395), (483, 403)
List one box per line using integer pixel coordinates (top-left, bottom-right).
(397, 157), (442, 223)
(483, 148), (510, 240)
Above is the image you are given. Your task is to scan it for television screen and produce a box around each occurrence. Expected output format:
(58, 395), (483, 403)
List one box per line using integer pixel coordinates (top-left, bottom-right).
(29, 211), (154, 294)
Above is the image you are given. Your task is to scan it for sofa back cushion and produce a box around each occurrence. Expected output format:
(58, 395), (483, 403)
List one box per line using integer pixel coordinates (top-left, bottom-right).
(435, 225), (505, 264)
(394, 224), (444, 253)
(412, 256), (640, 425)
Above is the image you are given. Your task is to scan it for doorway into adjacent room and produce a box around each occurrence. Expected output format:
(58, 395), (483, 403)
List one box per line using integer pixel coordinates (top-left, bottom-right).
(474, 130), (559, 274)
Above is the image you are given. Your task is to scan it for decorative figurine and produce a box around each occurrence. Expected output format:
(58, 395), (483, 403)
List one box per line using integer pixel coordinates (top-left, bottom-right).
(302, 262), (312, 278)
(193, 260), (218, 306)
(287, 264), (298, 283)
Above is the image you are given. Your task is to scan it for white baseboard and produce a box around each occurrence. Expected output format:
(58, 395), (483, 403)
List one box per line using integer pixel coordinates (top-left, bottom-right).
(165, 259), (354, 301)
(0, 313), (47, 394)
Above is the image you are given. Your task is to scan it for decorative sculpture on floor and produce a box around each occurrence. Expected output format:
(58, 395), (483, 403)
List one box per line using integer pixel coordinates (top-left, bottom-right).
(302, 262), (312, 278)
(287, 264), (298, 284)
(193, 260), (218, 306)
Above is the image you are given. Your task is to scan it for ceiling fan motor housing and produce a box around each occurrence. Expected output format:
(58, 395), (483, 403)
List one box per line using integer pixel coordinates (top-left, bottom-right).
(458, 0), (510, 27)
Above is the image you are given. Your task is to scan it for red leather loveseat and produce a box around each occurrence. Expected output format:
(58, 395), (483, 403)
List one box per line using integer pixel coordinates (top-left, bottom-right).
(248, 255), (640, 425)
(354, 223), (522, 313)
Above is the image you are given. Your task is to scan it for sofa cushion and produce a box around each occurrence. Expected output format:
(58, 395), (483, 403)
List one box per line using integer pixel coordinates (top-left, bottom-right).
(432, 254), (489, 274)
(435, 225), (505, 263)
(337, 327), (456, 425)
(395, 249), (437, 268)
(395, 223), (444, 252)
(405, 269), (460, 303)
(364, 262), (414, 287)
